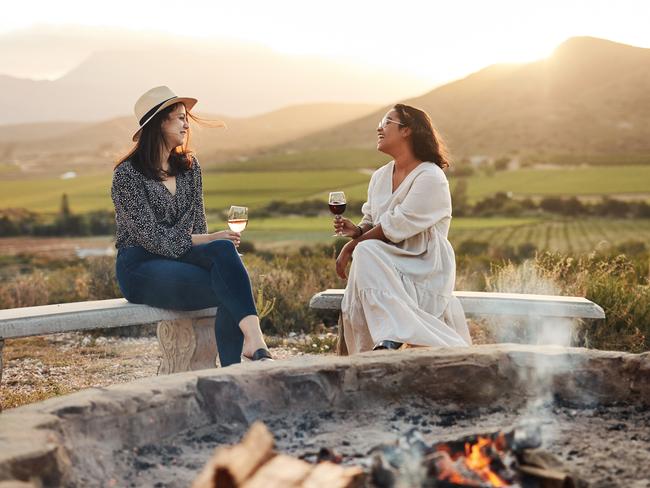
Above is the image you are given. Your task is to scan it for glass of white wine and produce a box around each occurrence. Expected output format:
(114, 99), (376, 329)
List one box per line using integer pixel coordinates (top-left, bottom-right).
(227, 205), (248, 256)
(329, 191), (347, 237)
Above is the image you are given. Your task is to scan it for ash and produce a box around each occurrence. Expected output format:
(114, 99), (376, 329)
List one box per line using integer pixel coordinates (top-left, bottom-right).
(111, 400), (650, 488)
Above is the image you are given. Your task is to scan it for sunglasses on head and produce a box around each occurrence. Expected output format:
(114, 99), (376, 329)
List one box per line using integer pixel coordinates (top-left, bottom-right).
(378, 115), (405, 129)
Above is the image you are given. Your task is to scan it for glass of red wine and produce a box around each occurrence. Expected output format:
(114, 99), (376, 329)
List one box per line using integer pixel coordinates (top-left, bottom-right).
(329, 191), (347, 237)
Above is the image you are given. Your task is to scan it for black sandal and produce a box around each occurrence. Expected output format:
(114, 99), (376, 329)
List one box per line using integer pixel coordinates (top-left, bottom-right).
(250, 348), (274, 361)
(373, 340), (403, 351)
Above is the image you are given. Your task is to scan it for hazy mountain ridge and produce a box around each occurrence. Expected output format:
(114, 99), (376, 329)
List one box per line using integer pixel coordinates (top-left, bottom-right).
(0, 32), (431, 124)
(278, 37), (650, 160)
(3, 36), (649, 176)
(0, 102), (380, 177)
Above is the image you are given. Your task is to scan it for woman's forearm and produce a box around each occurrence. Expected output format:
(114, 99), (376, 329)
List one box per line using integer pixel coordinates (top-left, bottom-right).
(191, 233), (212, 246)
(356, 223), (372, 237)
(351, 224), (388, 246)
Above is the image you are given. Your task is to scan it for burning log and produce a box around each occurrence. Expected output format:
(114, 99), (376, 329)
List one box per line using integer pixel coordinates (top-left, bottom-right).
(192, 422), (365, 488)
(367, 425), (584, 488)
(193, 421), (583, 488)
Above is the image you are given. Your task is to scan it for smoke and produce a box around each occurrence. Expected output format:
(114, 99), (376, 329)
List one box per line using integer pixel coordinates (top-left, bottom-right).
(483, 259), (579, 344)
(483, 259), (588, 445)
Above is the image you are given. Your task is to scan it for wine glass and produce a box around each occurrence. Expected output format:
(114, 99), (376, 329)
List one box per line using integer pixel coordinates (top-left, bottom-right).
(329, 191), (347, 237)
(228, 205), (248, 256)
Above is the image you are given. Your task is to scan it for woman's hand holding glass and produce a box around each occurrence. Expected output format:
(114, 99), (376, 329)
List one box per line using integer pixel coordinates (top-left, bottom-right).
(210, 230), (241, 246)
(333, 217), (360, 238)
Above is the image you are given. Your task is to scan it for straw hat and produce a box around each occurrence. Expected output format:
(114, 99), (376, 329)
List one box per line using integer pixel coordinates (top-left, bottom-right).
(132, 86), (198, 141)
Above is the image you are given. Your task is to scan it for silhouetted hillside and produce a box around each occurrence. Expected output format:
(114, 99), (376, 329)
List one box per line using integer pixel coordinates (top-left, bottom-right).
(281, 37), (650, 160)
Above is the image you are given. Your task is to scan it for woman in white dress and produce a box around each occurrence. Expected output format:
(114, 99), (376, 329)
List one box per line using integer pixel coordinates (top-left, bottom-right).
(334, 104), (472, 353)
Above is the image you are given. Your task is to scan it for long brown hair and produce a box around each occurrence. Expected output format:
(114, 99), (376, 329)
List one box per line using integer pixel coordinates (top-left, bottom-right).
(115, 102), (195, 180)
(393, 104), (450, 169)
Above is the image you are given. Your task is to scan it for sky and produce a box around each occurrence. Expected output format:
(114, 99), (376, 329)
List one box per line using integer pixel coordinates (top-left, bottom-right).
(1, 0), (649, 84)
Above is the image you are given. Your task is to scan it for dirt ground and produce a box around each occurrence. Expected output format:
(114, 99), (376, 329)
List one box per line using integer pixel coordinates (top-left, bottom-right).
(0, 236), (115, 258)
(0, 332), (325, 410)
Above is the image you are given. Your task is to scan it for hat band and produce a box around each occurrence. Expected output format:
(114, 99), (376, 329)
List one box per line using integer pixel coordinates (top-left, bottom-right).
(138, 96), (177, 126)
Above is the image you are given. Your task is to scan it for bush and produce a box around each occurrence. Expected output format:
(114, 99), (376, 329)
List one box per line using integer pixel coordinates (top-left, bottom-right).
(0, 271), (50, 308)
(244, 253), (343, 336)
(458, 240), (489, 256)
(481, 252), (650, 352)
(2, 245), (647, 351)
(85, 256), (122, 300)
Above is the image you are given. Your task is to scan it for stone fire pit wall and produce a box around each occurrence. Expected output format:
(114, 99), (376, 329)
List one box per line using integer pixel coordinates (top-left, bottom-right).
(0, 345), (649, 486)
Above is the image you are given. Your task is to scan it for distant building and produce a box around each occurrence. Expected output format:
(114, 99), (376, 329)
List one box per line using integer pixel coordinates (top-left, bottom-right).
(469, 155), (490, 168)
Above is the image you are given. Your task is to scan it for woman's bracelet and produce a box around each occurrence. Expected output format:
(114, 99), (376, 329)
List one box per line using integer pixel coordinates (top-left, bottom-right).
(356, 225), (364, 238)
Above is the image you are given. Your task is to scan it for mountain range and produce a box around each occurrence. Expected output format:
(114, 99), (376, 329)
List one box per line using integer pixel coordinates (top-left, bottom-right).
(0, 103), (379, 176)
(0, 29), (430, 123)
(280, 37), (650, 160)
(1, 36), (649, 177)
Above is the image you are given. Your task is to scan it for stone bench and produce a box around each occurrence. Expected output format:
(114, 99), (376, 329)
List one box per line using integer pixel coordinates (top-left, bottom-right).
(309, 289), (606, 354)
(0, 299), (219, 384)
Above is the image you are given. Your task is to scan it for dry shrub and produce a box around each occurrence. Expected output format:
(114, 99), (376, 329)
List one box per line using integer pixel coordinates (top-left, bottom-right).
(84, 256), (122, 300)
(46, 265), (88, 303)
(485, 259), (561, 296)
(245, 254), (342, 335)
(483, 252), (650, 352)
(0, 271), (49, 308)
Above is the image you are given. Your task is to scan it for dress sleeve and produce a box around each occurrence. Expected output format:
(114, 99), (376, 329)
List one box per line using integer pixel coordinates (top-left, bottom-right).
(359, 173), (375, 227)
(378, 170), (451, 243)
(111, 167), (193, 258)
(192, 158), (208, 234)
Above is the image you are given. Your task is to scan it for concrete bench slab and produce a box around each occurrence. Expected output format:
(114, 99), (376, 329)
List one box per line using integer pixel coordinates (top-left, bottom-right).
(0, 299), (220, 386)
(309, 289), (605, 355)
(309, 289), (605, 319)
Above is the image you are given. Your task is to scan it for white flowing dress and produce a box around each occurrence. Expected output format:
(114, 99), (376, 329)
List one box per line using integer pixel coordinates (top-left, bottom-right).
(341, 161), (472, 353)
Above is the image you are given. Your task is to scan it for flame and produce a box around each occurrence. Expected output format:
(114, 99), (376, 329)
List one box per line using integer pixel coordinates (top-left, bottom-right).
(465, 438), (508, 487)
(435, 436), (510, 487)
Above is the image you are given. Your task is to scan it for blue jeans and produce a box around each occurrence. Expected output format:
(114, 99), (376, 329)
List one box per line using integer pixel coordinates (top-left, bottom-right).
(115, 240), (258, 367)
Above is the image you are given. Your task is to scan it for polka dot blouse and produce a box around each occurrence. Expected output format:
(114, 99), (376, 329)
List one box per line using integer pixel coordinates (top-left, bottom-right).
(111, 158), (208, 259)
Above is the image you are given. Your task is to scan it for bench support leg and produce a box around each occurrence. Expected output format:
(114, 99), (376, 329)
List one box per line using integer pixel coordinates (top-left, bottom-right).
(156, 317), (218, 374)
(336, 312), (348, 356)
(0, 339), (4, 389)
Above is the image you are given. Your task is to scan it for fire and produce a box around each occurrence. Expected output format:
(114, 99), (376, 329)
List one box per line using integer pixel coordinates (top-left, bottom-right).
(435, 435), (511, 487)
(465, 437), (508, 487)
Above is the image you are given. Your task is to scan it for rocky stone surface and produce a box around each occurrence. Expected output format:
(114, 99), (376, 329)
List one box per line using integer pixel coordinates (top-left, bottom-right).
(0, 345), (649, 487)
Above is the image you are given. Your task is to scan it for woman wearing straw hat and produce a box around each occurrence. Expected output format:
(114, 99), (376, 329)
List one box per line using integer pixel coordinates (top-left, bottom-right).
(111, 86), (272, 366)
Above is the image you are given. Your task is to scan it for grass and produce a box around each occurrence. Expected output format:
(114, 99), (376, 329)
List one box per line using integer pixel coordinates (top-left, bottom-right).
(213, 148), (391, 172)
(0, 169), (371, 213)
(1, 156), (649, 213)
(450, 218), (650, 254)
(204, 215), (542, 246)
(201, 170), (370, 210)
(463, 166), (650, 200)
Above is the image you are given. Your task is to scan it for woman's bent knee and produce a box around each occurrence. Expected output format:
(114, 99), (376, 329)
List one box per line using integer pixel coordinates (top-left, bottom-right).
(205, 239), (238, 255)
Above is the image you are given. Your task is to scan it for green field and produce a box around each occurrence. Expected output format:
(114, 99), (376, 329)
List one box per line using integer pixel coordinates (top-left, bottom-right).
(1, 164), (649, 213)
(213, 148), (391, 172)
(207, 215), (538, 246)
(449, 218), (650, 254)
(0, 170), (371, 213)
(205, 215), (650, 254)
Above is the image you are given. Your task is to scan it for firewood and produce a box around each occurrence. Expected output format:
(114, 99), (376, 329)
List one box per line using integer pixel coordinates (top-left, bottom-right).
(192, 422), (275, 488)
(301, 461), (366, 488)
(242, 455), (313, 488)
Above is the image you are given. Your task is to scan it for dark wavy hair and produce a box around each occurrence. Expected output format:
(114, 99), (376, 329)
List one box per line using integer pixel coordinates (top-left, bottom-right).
(392, 104), (450, 169)
(115, 102), (194, 181)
